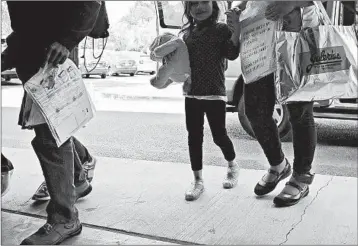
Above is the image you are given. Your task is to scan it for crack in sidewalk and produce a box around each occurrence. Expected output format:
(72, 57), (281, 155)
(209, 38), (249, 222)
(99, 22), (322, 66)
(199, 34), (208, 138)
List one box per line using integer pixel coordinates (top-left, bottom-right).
(279, 176), (334, 245)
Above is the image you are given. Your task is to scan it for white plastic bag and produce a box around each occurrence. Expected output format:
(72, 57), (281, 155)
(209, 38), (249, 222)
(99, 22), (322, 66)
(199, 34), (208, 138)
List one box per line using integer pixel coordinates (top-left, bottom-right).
(275, 25), (358, 103)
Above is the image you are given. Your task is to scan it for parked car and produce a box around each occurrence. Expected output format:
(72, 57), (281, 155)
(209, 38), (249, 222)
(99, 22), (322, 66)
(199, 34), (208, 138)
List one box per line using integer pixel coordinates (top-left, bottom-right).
(111, 51), (139, 76)
(79, 60), (110, 79)
(137, 54), (156, 75)
(157, 1), (358, 140)
(1, 68), (18, 82)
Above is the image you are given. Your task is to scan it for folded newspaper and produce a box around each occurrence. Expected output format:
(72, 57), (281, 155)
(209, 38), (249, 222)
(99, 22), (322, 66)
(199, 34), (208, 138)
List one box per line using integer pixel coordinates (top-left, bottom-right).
(24, 59), (96, 147)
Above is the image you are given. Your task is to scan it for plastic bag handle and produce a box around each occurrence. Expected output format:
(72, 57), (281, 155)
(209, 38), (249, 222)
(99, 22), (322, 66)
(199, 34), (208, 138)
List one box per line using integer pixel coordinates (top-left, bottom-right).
(313, 1), (332, 26)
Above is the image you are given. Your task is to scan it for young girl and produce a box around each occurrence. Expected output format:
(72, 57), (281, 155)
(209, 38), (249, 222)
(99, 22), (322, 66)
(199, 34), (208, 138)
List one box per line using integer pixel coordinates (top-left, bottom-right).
(180, 1), (242, 201)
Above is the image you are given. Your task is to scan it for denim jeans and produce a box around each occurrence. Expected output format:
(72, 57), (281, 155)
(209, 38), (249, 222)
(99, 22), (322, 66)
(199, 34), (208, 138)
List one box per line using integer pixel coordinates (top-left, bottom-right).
(32, 125), (80, 222)
(73, 138), (92, 186)
(244, 73), (317, 174)
(15, 54), (89, 223)
(185, 98), (236, 171)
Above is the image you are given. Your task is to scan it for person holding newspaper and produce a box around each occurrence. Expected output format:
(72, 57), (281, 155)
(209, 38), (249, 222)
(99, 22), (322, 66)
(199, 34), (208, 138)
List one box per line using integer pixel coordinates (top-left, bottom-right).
(4, 2), (102, 244)
(234, 1), (319, 207)
(2, 41), (97, 201)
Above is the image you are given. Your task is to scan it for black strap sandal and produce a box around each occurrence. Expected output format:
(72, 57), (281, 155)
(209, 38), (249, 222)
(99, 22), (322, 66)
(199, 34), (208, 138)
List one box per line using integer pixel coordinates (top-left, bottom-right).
(254, 160), (292, 196)
(292, 171), (315, 185)
(273, 181), (310, 207)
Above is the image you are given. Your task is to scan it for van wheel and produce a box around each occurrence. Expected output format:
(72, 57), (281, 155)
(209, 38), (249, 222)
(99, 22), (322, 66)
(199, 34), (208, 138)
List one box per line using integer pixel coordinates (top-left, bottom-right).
(130, 73), (135, 76)
(101, 74), (106, 79)
(238, 96), (292, 141)
(85, 74), (90, 78)
(149, 71), (155, 75)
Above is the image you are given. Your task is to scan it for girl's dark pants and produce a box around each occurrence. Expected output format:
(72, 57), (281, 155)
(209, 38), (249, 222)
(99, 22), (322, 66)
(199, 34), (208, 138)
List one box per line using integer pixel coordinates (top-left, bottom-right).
(185, 98), (236, 171)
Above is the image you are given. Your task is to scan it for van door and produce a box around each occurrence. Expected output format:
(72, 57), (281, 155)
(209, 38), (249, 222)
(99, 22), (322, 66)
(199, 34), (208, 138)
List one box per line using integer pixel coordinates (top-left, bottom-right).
(155, 1), (242, 84)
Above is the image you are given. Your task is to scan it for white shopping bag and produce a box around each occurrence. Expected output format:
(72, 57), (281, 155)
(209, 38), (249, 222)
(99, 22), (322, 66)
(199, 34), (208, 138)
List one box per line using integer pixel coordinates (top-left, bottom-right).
(239, 1), (281, 84)
(275, 24), (358, 103)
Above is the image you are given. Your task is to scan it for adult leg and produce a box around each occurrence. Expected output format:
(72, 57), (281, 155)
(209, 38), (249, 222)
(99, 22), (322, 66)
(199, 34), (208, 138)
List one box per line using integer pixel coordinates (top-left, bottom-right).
(32, 125), (78, 222)
(15, 59), (82, 244)
(73, 137), (91, 165)
(244, 74), (292, 195)
(32, 137), (95, 201)
(287, 102), (316, 176)
(73, 137), (97, 183)
(244, 74), (285, 166)
(274, 102), (316, 207)
(21, 124), (82, 244)
(31, 138), (93, 201)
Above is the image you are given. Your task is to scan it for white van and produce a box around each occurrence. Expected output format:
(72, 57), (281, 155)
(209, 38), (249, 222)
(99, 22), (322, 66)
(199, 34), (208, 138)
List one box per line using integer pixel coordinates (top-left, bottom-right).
(156, 1), (358, 140)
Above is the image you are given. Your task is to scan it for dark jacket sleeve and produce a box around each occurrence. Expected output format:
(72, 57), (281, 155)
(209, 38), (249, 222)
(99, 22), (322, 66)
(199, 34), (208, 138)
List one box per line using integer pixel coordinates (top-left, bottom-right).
(219, 23), (240, 61)
(57, 1), (101, 51)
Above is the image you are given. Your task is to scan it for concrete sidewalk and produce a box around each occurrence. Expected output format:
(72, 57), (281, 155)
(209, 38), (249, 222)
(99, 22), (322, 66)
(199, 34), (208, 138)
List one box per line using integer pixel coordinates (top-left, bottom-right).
(1, 147), (357, 245)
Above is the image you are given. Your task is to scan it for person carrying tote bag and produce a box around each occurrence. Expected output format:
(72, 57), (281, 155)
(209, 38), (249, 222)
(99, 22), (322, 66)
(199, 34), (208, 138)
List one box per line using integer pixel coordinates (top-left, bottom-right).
(275, 1), (358, 103)
(240, 1), (318, 208)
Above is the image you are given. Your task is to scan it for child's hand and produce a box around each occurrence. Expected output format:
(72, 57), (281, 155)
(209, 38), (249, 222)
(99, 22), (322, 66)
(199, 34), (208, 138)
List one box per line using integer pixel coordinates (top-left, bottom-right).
(150, 51), (157, 61)
(234, 1), (248, 11)
(265, 2), (295, 21)
(225, 8), (242, 34)
(183, 77), (191, 94)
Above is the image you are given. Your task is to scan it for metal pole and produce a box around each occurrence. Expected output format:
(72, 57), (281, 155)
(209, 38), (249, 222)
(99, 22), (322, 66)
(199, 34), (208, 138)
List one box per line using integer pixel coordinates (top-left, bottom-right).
(154, 1), (160, 73)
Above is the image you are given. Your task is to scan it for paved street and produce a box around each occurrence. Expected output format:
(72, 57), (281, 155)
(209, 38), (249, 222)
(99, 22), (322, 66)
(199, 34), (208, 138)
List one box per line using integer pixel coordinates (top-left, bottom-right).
(1, 75), (357, 177)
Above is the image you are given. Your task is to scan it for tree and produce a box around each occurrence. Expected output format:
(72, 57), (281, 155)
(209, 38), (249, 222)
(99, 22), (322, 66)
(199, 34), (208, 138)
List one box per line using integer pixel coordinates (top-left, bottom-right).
(160, 1), (186, 27)
(103, 1), (157, 52)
